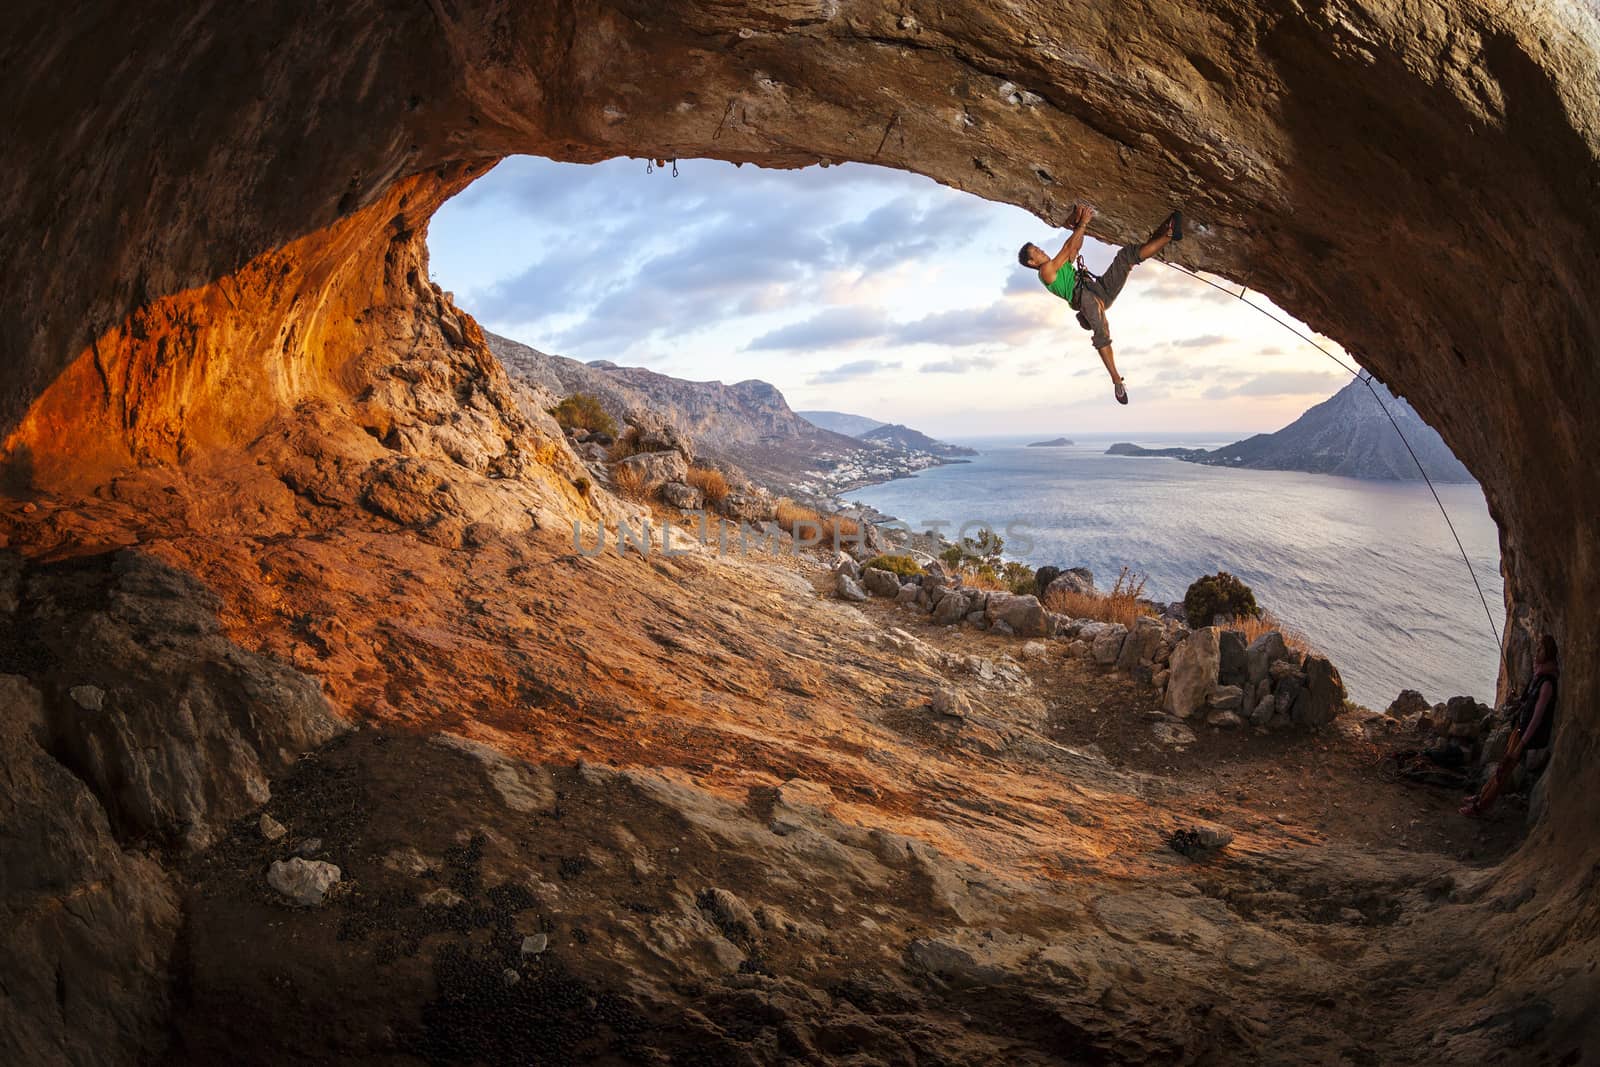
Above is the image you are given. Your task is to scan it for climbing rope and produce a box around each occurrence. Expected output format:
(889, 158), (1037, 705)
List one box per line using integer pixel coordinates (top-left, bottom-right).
(1155, 258), (1505, 656)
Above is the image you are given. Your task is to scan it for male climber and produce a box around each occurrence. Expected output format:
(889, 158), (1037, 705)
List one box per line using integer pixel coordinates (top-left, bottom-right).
(1018, 204), (1181, 405)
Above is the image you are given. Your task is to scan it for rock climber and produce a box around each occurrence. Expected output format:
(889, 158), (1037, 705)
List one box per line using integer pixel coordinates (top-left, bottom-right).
(1017, 204), (1181, 405)
(1460, 633), (1559, 817)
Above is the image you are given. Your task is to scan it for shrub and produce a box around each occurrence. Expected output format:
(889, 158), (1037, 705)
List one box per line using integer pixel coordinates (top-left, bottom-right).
(866, 554), (924, 578)
(1183, 571), (1260, 629)
(608, 427), (641, 462)
(572, 475), (592, 497)
(1000, 561), (1036, 596)
(549, 393), (616, 437)
(686, 465), (730, 505)
(611, 462), (651, 501)
(1043, 566), (1154, 629)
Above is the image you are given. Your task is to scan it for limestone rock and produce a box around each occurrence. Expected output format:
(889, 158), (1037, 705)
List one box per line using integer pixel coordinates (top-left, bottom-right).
(931, 688), (970, 719)
(1207, 685), (1245, 712)
(1245, 631), (1291, 688)
(266, 858), (341, 906)
(862, 567), (901, 598)
(1218, 629), (1249, 686)
(659, 480), (704, 510)
(1299, 656), (1347, 727)
(1387, 689), (1431, 719)
(1092, 625), (1129, 666)
(1043, 569), (1095, 599)
(1114, 616), (1163, 672)
(1164, 627), (1221, 719)
(836, 573), (868, 602)
(259, 813), (288, 842)
(986, 593), (1049, 638)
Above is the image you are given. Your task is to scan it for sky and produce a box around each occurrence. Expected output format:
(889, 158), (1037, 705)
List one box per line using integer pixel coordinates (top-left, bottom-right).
(426, 156), (1357, 438)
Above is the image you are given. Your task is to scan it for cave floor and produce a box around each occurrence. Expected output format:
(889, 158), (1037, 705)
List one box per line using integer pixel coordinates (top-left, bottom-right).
(1, 489), (1539, 1064)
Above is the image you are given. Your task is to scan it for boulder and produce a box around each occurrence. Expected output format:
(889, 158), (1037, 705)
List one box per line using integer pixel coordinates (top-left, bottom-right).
(1164, 627), (1221, 719)
(894, 585), (921, 606)
(659, 481), (704, 510)
(1020, 640), (1049, 661)
(862, 566), (901, 597)
(1114, 616), (1164, 672)
(1245, 631), (1291, 687)
(614, 449), (689, 493)
(932, 590), (970, 625)
(1043, 568), (1095, 599)
(1298, 655), (1346, 727)
(1386, 689), (1431, 719)
(1218, 629), (1249, 686)
(1276, 675), (1306, 721)
(987, 593), (1049, 638)
(931, 688), (970, 719)
(266, 858), (341, 906)
(965, 610), (988, 629)
(836, 573), (868, 602)
(1207, 710), (1245, 729)
(1092, 625), (1129, 666)
(831, 552), (861, 579)
(1033, 566), (1061, 596)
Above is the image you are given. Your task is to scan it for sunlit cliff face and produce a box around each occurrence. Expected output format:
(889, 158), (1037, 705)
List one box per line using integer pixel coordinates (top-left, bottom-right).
(3, 0), (1598, 854)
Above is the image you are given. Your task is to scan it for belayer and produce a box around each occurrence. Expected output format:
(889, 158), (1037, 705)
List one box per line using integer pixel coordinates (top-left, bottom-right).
(1460, 633), (1559, 817)
(1018, 204), (1181, 405)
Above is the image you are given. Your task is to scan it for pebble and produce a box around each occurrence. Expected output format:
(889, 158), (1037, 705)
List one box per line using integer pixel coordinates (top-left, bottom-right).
(259, 813), (287, 841)
(501, 968), (521, 987)
(520, 933), (549, 957)
(295, 837), (323, 856)
(68, 684), (106, 711)
(419, 886), (465, 908)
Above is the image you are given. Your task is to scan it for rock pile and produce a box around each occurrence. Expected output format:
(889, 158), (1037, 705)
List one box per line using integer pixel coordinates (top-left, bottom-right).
(843, 558), (1348, 733)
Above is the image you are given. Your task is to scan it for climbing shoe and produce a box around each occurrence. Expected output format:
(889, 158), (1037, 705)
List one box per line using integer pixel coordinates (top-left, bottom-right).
(1114, 379), (1129, 405)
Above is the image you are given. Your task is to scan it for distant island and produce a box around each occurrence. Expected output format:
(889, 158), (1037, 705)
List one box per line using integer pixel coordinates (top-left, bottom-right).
(1027, 437), (1075, 448)
(1104, 376), (1475, 483)
(1106, 442), (1208, 459)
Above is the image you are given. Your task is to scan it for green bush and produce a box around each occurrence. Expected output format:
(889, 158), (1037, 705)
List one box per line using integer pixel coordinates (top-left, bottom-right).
(1001, 561), (1037, 596)
(1183, 571), (1260, 629)
(549, 393), (616, 437)
(866, 554), (924, 578)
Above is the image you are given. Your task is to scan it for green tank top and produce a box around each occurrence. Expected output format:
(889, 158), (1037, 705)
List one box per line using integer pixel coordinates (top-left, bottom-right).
(1043, 264), (1076, 303)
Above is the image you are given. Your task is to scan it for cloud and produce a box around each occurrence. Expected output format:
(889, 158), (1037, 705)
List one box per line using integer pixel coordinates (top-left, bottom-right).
(809, 359), (901, 384)
(920, 356), (998, 374)
(1174, 333), (1231, 349)
(746, 307), (885, 352)
(892, 300), (1058, 348)
(1202, 370), (1346, 399)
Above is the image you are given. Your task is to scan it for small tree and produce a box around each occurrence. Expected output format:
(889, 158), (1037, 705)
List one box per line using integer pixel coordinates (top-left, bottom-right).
(1001, 561), (1036, 595)
(1183, 571), (1260, 629)
(549, 393), (616, 437)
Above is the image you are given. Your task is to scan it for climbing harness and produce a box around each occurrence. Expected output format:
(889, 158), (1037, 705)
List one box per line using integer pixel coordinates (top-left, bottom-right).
(1155, 257), (1505, 661)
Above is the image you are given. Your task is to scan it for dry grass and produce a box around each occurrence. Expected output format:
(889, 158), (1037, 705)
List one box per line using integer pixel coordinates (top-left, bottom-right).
(1229, 609), (1317, 656)
(686, 466), (730, 506)
(774, 501), (861, 548)
(608, 428), (642, 463)
(1042, 566), (1155, 629)
(610, 461), (651, 501)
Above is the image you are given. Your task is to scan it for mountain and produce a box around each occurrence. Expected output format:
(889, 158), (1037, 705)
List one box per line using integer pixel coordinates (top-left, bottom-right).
(1192, 376), (1474, 482)
(857, 423), (977, 457)
(485, 332), (963, 499)
(1027, 437), (1076, 448)
(796, 410), (886, 436)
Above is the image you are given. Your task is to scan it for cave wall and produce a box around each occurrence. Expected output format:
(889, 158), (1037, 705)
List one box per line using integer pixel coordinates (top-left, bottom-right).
(3, 1), (1598, 838)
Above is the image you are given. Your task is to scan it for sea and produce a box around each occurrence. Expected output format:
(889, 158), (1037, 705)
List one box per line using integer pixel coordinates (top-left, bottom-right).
(842, 433), (1504, 709)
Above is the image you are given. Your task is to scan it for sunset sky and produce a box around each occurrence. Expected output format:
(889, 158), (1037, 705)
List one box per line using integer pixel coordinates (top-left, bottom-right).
(428, 156), (1355, 438)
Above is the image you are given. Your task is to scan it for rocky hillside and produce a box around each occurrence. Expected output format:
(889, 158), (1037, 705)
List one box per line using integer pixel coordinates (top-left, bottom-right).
(487, 332), (965, 501)
(796, 410), (885, 436)
(1195, 377), (1475, 482)
(858, 423), (977, 458)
